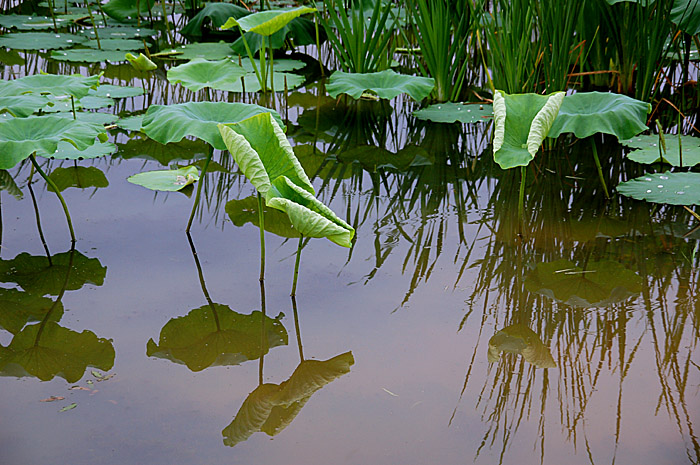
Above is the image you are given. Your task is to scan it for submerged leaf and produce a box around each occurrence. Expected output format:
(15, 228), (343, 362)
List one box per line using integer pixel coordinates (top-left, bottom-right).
(327, 69), (435, 101)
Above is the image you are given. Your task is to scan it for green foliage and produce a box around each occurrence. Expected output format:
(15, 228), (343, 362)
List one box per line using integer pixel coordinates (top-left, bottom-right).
(167, 58), (247, 92)
(617, 171), (700, 205)
(326, 69), (435, 101)
(413, 102), (493, 124)
(622, 135), (700, 166)
(127, 165), (200, 192)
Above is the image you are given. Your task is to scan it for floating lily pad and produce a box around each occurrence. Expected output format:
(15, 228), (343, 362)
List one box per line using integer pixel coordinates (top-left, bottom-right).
(617, 172), (700, 205)
(621, 134), (700, 167)
(413, 102), (493, 124)
(127, 165), (200, 192)
(548, 91), (650, 140)
(174, 42), (234, 61)
(524, 259), (643, 308)
(115, 114), (144, 132)
(102, 0), (156, 22)
(0, 14), (75, 30)
(52, 48), (135, 62)
(77, 96), (115, 109)
(48, 166), (109, 191)
(0, 322), (115, 382)
(0, 32), (87, 50)
(81, 26), (157, 39)
(50, 111), (118, 126)
(167, 58), (247, 92)
(487, 324), (556, 368)
(0, 288), (63, 335)
(40, 140), (117, 161)
(0, 251), (106, 296)
(89, 84), (144, 99)
(327, 69), (435, 101)
(0, 94), (51, 117)
(142, 102), (283, 150)
(126, 52), (157, 70)
(0, 73), (100, 99)
(146, 305), (287, 372)
(85, 38), (145, 51)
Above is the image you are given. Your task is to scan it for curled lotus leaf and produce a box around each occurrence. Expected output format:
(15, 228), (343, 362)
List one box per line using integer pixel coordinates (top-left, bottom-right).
(126, 52), (157, 70)
(127, 165), (200, 192)
(221, 6), (317, 36)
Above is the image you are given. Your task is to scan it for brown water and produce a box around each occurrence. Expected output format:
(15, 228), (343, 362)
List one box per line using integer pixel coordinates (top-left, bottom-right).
(1, 48), (699, 465)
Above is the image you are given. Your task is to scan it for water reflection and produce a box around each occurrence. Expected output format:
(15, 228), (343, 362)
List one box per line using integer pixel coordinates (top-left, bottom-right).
(487, 324), (556, 369)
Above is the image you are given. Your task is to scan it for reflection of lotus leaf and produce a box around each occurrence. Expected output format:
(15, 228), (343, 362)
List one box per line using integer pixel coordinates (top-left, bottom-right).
(0, 321), (115, 382)
(222, 351), (354, 446)
(525, 259), (642, 308)
(0, 251), (106, 296)
(487, 324), (555, 368)
(337, 144), (432, 172)
(48, 166), (110, 191)
(117, 135), (209, 166)
(0, 288), (64, 334)
(146, 304), (287, 372)
(226, 197), (299, 239)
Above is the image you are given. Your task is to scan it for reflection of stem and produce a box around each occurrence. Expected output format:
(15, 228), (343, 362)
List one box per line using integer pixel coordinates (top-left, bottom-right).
(29, 154), (76, 244)
(258, 192), (266, 282)
(186, 146), (212, 233)
(258, 278), (266, 386)
(518, 166), (526, 224)
(34, 245), (75, 346)
(186, 231), (220, 330)
(27, 166), (53, 265)
(291, 295), (304, 362)
(590, 138), (610, 199)
(291, 235), (303, 297)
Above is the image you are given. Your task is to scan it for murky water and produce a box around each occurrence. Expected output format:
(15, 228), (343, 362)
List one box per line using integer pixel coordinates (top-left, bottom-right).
(2, 30), (699, 465)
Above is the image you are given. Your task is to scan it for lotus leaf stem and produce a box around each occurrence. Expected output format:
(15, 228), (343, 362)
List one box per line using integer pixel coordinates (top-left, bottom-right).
(258, 192), (266, 282)
(186, 148), (212, 233)
(518, 166), (526, 221)
(29, 154), (76, 244)
(590, 138), (610, 199)
(291, 295), (304, 361)
(27, 167), (52, 265)
(291, 235), (303, 297)
(258, 278), (266, 385)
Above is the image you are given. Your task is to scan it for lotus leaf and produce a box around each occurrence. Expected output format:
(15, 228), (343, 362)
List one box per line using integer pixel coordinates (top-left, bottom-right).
(81, 26), (157, 39)
(0, 288), (63, 335)
(146, 305), (287, 372)
(487, 324), (556, 368)
(672, 0), (700, 35)
(0, 94), (51, 117)
(218, 112), (313, 199)
(327, 70), (436, 101)
(0, 14), (73, 30)
(617, 172), (700, 205)
(0, 322), (115, 382)
(413, 102), (493, 124)
(181, 3), (250, 38)
(167, 58), (247, 92)
(0, 169), (23, 200)
(0, 251), (106, 296)
(492, 90), (565, 169)
(39, 140), (117, 161)
(621, 134), (700, 167)
(115, 115), (144, 132)
(0, 116), (107, 169)
(142, 102), (282, 150)
(221, 6), (316, 36)
(41, 94), (113, 113)
(0, 73), (100, 99)
(524, 259), (643, 308)
(102, 0), (156, 22)
(91, 84), (144, 99)
(175, 41), (234, 60)
(222, 351), (353, 447)
(117, 135), (209, 165)
(48, 166), (109, 191)
(337, 144), (432, 172)
(126, 52), (157, 70)
(218, 72), (304, 93)
(85, 38), (144, 51)
(226, 197), (300, 238)
(0, 32), (87, 50)
(77, 96), (115, 109)
(231, 17), (321, 55)
(127, 165), (200, 192)
(51, 111), (117, 126)
(548, 92), (650, 140)
(52, 48), (136, 62)
(240, 58), (305, 73)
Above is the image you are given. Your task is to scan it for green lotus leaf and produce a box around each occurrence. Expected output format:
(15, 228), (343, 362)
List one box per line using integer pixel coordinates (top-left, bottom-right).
(240, 57), (305, 73)
(0, 288), (63, 335)
(41, 94), (113, 113)
(221, 6), (316, 36)
(672, 0), (700, 35)
(215, 72), (304, 93)
(48, 166), (109, 192)
(0, 94), (51, 117)
(218, 112), (313, 198)
(327, 70), (435, 102)
(115, 115), (144, 132)
(492, 90), (565, 169)
(0, 169), (23, 200)
(84, 38), (145, 51)
(52, 48), (136, 62)
(146, 305), (287, 372)
(126, 52), (157, 70)
(81, 26), (157, 39)
(0, 14), (73, 30)
(142, 102), (282, 150)
(621, 134), (700, 167)
(548, 92), (650, 140)
(617, 171), (700, 205)
(267, 177), (354, 247)
(0, 73), (100, 99)
(524, 259), (643, 308)
(487, 325), (556, 368)
(181, 2), (250, 38)
(167, 58), (247, 92)
(89, 84), (144, 99)
(0, 32), (88, 50)
(77, 96), (115, 110)
(0, 115), (107, 169)
(50, 110), (118, 126)
(413, 102), (493, 124)
(222, 351), (353, 447)
(293, 144), (352, 180)
(39, 140), (117, 161)
(0, 49), (25, 66)
(0, 250), (107, 296)
(231, 17), (321, 55)
(102, 0), (156, 22)
(127, 165), (200, 192)
(117, 134), (209, 165)
(174, 41), (235, 61)
(0, 322), (115, 382)
(226, 196), (300, 238)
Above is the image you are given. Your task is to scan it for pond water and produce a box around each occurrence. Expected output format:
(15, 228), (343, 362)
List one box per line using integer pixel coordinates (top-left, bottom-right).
(2, 11), (700, 465)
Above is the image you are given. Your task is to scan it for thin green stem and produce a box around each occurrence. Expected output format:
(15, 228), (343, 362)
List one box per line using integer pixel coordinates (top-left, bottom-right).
(27, 167), (52, 265)
(291, 235), (303, 297)
(269, 35), (274, 94)
(291, 295), (304, 362)
(590, 138), (610, 199)
(29, 154), (75, 244)
(258, 277), (266, 385)
(238, 26), (264, 91)
(258, 192), (266, 282)
(186, 147), (212, 232)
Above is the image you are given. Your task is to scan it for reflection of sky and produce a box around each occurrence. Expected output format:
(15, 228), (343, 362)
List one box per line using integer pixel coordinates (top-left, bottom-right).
(0, 158), (695, 465)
